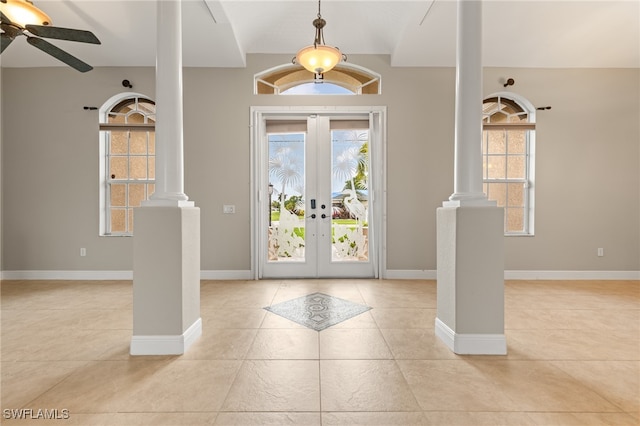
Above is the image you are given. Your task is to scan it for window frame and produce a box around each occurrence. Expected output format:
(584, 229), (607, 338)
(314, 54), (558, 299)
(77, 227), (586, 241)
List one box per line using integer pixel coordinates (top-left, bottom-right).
(482, 93), (536, 236)
(99, 93), (156, 236)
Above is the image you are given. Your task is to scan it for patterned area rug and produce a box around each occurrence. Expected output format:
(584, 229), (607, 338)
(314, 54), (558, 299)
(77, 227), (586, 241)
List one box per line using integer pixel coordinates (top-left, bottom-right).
(264, 292), (372, 331)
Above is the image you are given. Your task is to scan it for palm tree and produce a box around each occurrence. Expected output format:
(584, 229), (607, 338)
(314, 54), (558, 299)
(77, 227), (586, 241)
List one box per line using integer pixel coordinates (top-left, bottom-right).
(269, 146), (302, 212)
(354, 140), (368, 190)
(333, 146), (360, 193)
(333, 131), (369, 195)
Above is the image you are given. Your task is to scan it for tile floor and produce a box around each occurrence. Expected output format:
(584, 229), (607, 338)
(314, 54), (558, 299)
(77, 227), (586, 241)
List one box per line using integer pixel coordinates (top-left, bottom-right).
(1, 279), (638, 425)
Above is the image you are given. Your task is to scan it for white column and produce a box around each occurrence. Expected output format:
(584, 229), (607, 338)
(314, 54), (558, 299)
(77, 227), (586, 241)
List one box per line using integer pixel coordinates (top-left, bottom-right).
(131, 0), (201, 356)
(147, 0), (192, 206)
(131, 207), (201, 355)
(446, 0), (491, 206)
(435, 0), (505, 355)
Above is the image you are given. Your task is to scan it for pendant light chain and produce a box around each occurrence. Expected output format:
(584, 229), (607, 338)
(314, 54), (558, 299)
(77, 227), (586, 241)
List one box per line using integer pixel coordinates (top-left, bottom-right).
(314, 0), (326, 47)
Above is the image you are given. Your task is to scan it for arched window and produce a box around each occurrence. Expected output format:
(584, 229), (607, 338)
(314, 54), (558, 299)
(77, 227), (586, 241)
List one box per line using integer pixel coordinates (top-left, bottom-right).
(255, 63), (381, 95)
(482, 94), (536, 235)
(99, 94), (156, 236)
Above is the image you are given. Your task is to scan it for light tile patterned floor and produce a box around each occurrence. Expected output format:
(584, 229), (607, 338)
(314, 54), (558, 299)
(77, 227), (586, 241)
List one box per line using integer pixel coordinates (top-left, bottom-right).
(1, 279), (639, 425)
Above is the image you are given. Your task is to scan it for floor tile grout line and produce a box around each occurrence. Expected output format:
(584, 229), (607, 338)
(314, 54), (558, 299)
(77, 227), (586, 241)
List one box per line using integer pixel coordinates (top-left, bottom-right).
(202, 283), (273, 414)
(318, 330), (323, 421)
(364, 280), (426, 409)
(255, 280), (285, 329)
(214, 357), (251, 413)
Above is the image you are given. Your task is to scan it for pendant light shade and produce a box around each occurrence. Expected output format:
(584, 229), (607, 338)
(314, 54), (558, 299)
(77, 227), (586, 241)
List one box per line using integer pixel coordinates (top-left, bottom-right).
(296, 44), (342, 74)
(293, 0), (345, 74)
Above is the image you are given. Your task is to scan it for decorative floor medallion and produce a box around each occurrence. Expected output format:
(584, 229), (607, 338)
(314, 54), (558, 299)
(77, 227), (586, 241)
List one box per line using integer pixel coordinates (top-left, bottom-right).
(264, 292), (372, 331)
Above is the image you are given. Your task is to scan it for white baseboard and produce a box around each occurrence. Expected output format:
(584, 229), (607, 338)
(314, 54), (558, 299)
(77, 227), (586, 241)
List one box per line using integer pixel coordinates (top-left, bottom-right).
(384, 269), (437, 279)
(435, 318), (507, 355)
(200, 270), (253, 280)
(2, 269), (638, 281)
(0, 270), (253, 281)
(387, 270), (640, 280)
(130, 318), (202, 356)
(503, 270), (640, 280)
(0, 270), (134, 280)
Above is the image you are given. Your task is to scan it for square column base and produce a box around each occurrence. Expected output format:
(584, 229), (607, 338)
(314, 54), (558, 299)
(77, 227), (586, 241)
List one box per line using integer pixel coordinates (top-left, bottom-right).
(436, 206), (506, 355)
(131, 206), (201, 355)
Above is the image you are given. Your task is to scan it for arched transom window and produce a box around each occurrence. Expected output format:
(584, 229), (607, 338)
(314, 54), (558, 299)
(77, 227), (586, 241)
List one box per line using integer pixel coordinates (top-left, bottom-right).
(255, 63), (381, 95)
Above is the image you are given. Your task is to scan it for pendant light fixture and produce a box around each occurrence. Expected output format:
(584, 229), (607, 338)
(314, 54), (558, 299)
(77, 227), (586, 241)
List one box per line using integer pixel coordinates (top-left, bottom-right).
(293, 0), (346, 74)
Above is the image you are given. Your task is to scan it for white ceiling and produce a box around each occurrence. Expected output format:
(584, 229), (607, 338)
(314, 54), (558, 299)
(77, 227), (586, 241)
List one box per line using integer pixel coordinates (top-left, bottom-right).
(1, 0), (639, 70)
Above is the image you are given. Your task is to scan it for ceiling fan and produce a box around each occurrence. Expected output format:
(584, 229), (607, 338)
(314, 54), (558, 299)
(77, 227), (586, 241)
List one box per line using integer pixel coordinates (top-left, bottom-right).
(0, 0), (100, 72)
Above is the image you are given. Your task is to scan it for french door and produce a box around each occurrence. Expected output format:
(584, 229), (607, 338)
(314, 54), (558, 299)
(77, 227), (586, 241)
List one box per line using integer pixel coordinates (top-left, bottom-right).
(253, 109), (385, 279)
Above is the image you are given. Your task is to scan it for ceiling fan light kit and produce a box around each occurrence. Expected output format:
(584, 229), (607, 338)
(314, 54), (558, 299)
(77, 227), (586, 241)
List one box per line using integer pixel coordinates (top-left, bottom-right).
(294, 0), (345, 74)
(0, 0), (49, 27)
(0, 0), (101, 72)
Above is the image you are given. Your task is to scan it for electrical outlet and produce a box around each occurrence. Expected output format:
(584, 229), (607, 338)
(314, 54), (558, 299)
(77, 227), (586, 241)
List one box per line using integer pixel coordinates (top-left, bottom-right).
(223, 205), (235, 214)
(597, 248), (604, 257)
(80, 248), (87, 257)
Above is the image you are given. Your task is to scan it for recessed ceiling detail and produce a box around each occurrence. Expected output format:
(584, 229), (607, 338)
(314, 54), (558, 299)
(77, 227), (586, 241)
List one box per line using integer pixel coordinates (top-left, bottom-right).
(0, 1), (637, 69)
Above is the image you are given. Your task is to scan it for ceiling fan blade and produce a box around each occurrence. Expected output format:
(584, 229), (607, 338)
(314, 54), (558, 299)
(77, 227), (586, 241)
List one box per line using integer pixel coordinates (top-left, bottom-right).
(25, 25), (100, 45)
(1, 22), (21, 53)
(1, 22), (20, 35)
(1, 32), (14, 53)
(27, 36), (93, 72)
(0, 10), (12, 25)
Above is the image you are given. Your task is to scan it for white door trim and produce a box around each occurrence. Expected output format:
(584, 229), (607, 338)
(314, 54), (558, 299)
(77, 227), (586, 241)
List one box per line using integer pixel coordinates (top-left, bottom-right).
(250, 106), (387, 279)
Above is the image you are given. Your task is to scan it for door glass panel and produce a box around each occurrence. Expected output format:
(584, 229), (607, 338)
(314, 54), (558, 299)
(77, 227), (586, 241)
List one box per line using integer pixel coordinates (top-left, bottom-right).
(267, 133), (306, 262)
(331, 129), (369, 262)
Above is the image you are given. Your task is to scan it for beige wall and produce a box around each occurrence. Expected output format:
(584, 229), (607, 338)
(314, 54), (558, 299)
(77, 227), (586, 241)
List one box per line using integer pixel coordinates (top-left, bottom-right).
(1, 55), (638, 273)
